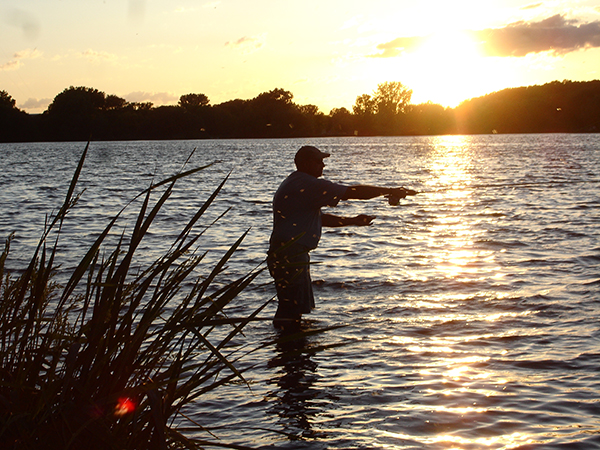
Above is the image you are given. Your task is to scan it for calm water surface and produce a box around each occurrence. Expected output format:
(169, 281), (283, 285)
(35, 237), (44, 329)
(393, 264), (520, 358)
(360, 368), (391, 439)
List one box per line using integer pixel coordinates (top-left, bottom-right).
(1, 135), (599, 449)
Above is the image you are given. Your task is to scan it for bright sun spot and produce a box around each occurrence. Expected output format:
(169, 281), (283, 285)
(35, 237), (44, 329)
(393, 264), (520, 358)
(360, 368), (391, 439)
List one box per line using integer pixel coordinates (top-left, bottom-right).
(401, 31), (509, 107)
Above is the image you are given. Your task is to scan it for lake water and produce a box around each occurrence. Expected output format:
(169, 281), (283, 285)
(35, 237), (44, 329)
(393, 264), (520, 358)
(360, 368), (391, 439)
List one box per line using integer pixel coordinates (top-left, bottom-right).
(1, 135), (599, 449)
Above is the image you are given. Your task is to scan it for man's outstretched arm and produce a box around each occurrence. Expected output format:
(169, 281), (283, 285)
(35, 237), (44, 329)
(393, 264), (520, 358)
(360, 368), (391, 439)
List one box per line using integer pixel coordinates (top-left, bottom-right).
(342, 185), (411, 200)
(322, 213), (375, 227)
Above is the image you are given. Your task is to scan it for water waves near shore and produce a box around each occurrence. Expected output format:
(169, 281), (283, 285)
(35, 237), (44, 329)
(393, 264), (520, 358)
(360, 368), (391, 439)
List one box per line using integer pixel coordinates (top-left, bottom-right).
(1, 134), (599, 449)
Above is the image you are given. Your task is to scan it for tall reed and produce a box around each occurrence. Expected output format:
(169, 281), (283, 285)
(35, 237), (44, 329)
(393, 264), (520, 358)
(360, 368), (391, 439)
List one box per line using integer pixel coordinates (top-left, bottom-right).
(0, 143), (267, 449)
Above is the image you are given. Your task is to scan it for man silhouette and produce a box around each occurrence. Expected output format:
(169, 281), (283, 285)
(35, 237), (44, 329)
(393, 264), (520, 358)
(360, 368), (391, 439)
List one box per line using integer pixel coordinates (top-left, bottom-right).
(268, 145), (411, 330)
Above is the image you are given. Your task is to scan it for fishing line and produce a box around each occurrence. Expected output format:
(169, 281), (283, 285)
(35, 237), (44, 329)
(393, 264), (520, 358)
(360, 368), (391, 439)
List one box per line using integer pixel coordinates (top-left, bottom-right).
(414, 179), (600, 195)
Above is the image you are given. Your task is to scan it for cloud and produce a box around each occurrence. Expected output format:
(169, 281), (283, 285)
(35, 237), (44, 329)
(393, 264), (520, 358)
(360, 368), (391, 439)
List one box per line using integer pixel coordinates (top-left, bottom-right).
(473, 14), (600, 56)
(125, 91), (178, 105)
(21, 97), (52, 111)
(225, 34), (266, 54)
(370, 36), (429, 58)
(15, 48), (42, 59)
(371, 14), (600, 59)
(0, 60), (22, 71)
(0, 48), (42, 71)
(82, 49), (119, 63)
(521, 3), (543, 10)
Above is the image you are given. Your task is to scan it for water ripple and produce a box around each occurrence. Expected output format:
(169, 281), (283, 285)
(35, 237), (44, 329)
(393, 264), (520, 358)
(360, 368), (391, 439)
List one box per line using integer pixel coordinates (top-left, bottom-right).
(1, 135), (599, 449)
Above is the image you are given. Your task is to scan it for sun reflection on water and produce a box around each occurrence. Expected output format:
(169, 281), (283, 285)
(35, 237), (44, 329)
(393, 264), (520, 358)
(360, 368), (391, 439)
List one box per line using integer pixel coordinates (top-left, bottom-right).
(382, 136), (538, 448)
(424, 135), (476, 190)
(379, 430), (537, 449)
(409, 135), (509, 285)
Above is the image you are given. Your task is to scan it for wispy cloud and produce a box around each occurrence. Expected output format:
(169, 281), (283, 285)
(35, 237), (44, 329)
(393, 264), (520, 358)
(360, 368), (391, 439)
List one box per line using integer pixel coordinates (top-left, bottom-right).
(225, 34), (266, 54)
(370, 36), (428, 58)
(125, 91), (178, 105)
(21, 97), (52, 111)
(0, 60), (22, 71)
(521, 3), (543, 11)
(371, 14), (600, 58)
(0, 48), (42, 71)
(82, 49), (119, 63)
(14, 48), (42, 59)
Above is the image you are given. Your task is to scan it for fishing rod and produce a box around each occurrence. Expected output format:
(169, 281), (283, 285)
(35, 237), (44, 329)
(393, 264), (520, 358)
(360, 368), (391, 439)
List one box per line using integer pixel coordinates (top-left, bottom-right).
(387, 179), (600, 204)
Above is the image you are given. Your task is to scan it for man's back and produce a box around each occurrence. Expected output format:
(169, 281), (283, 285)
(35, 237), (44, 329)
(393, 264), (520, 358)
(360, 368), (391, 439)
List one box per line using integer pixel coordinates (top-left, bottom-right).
(270, 171), (347, 250)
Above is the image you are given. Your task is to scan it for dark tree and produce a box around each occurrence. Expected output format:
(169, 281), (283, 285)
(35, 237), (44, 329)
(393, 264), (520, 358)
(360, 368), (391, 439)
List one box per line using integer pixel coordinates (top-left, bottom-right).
(45, 87), (107, 140)
(328, 107), (354, 135)
(246, 88), (300, 137)
(0, 90), (18, 110)
(405, 102), (456, 135)
(178, 93), (210, 110)
(47, 86), (106, 115)
(454, 80), (600, 134)
(177, 93), (211, 138)
(372, 81), (412, 135)
(4, 79), (600, 141)
(104, 94), (128, 110)
(0, 90), (29, 142)
(353, 94), (376, 135)
(373, 81), (412, 115)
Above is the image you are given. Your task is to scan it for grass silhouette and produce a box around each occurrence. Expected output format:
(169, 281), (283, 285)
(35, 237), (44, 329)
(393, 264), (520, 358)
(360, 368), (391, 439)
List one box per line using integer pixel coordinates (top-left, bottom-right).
(0, 143), (270, 449)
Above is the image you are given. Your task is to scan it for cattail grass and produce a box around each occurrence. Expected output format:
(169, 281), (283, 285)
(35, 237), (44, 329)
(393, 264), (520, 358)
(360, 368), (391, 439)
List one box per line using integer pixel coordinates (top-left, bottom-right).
(0, 143), (268, 449)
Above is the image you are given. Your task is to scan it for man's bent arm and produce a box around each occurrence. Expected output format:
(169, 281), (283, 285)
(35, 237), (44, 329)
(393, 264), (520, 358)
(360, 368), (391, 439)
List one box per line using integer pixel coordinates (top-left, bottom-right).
(322, 213), (375, 227)
(342, 185), (406, 200)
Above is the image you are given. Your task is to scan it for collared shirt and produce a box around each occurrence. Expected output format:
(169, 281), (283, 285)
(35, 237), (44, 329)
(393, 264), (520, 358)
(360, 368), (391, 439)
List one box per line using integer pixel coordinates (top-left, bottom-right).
(269, 171), (348, 249)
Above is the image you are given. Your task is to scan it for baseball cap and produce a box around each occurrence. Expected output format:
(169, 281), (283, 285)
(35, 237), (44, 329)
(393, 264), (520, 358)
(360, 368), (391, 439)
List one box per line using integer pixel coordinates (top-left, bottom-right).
(294, 146), (330, 165)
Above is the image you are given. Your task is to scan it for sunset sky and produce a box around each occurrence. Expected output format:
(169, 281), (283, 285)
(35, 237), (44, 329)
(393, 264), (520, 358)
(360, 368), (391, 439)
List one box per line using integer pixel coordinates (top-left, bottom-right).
(2, 0), (600, 114)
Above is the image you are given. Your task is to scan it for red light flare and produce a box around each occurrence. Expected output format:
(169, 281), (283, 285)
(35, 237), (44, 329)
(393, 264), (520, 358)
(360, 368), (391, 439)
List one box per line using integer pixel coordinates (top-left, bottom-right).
(115, 397), (136, 417)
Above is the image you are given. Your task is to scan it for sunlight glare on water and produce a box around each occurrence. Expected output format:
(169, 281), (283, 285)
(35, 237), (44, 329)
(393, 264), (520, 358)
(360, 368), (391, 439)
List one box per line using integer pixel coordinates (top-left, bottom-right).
(375, 135), (543, 449)
(416, 136), (494, 287)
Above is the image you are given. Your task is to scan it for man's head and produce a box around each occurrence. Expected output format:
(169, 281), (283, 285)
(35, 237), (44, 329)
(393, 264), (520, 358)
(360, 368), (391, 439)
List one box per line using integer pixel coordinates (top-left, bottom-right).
(294, 145), (330, 178)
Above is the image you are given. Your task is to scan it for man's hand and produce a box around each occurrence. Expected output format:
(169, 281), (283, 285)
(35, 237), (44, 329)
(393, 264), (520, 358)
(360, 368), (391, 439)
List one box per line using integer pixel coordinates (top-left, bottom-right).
(389, 187), (408, 199)
(388, 187), (418, 199)
(386, 187), (418, 205)
(352, 214), (376, 226)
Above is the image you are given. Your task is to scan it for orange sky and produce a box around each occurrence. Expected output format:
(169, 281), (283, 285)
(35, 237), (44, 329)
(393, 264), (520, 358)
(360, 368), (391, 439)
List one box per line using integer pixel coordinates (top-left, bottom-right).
(2, 0), (600, 114)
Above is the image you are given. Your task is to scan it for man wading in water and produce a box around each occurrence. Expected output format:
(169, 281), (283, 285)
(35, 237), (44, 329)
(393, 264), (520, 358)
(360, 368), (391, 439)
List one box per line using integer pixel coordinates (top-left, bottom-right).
(268, 145), (413, 330)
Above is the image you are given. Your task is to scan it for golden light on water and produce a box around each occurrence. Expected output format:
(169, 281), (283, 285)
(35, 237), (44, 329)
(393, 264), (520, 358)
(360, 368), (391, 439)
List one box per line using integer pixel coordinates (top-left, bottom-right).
(379, 430), (538, 448)
(423, 136), (486, 281)
(379, 136), (541, 448)
(427, 136), (475, 188)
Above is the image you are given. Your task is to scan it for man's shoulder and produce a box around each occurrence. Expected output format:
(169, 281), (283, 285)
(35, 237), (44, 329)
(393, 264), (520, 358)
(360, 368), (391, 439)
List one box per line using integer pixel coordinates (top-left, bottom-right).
(287, 171), (345, 187)
(280, 171), (320, 188)
(277, 171), (347, 198)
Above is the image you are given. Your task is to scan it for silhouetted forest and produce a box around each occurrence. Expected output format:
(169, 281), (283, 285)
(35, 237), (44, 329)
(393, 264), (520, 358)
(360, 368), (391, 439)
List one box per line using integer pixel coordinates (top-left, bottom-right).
(1, 80), (599, 142)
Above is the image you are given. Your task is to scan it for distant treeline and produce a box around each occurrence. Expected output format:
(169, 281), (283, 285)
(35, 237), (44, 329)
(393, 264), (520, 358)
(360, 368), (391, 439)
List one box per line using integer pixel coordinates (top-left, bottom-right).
(1, 79), (599, 142)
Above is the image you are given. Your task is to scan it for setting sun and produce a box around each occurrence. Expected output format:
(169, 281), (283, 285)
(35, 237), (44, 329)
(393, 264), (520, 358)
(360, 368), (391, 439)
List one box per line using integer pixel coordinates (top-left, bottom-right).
(401, 31), (511, 107)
